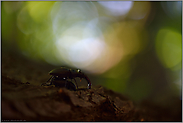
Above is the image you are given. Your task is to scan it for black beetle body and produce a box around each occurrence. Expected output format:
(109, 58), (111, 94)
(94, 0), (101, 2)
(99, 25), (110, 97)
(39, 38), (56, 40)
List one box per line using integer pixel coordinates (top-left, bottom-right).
(42, 67), (91, 90)
(51, 78), (77, 91)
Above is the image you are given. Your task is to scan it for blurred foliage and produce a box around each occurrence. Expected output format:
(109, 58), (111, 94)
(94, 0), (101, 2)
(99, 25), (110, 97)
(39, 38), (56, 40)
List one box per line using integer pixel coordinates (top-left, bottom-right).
(1, 1), (182, 103)
(156, 28), (181, 70)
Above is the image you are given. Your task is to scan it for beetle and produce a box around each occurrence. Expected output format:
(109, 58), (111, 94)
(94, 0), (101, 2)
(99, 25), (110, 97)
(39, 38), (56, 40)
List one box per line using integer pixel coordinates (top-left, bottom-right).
(51, 78), (77, 91)
(41, 67), (92, 90)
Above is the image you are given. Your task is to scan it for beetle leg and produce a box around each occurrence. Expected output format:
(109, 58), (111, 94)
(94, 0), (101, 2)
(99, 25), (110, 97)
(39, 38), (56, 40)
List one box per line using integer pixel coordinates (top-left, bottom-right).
(65, 80), (77, 91)
(73, 78), (78, 89)
(46, 75), (53, 82)
(84, 76), (92, 89)
(62, 77), (68, 88)
(41, 75), (54, 86)
(79, 76), (91, 89)
(49, 76), (55, 85)
(64, 81), (67, 88)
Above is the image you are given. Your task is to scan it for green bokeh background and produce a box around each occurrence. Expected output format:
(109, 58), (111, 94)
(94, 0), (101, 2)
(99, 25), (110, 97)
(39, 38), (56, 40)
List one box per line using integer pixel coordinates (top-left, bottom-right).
(1, 1), (182, 104)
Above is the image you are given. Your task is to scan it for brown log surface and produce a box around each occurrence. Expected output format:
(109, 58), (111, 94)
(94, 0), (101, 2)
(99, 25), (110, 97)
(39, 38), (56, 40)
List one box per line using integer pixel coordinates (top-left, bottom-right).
(1, 51), (181, 122)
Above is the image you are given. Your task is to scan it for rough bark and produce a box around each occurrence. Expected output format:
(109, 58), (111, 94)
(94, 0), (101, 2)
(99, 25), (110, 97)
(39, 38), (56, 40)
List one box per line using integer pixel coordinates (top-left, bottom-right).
(1, 51), (181, 121)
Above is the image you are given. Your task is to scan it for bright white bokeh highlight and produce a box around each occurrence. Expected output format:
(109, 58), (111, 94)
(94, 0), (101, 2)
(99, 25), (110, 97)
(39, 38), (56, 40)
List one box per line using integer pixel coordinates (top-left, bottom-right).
(51, 2), (108, 71)
(98, 1), (133, 16)
(50, 2), (127, 73)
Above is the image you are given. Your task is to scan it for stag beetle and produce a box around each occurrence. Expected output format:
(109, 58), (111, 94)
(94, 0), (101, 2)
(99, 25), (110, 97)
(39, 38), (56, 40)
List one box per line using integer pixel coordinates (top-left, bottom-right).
(41, 67), (92, 90)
